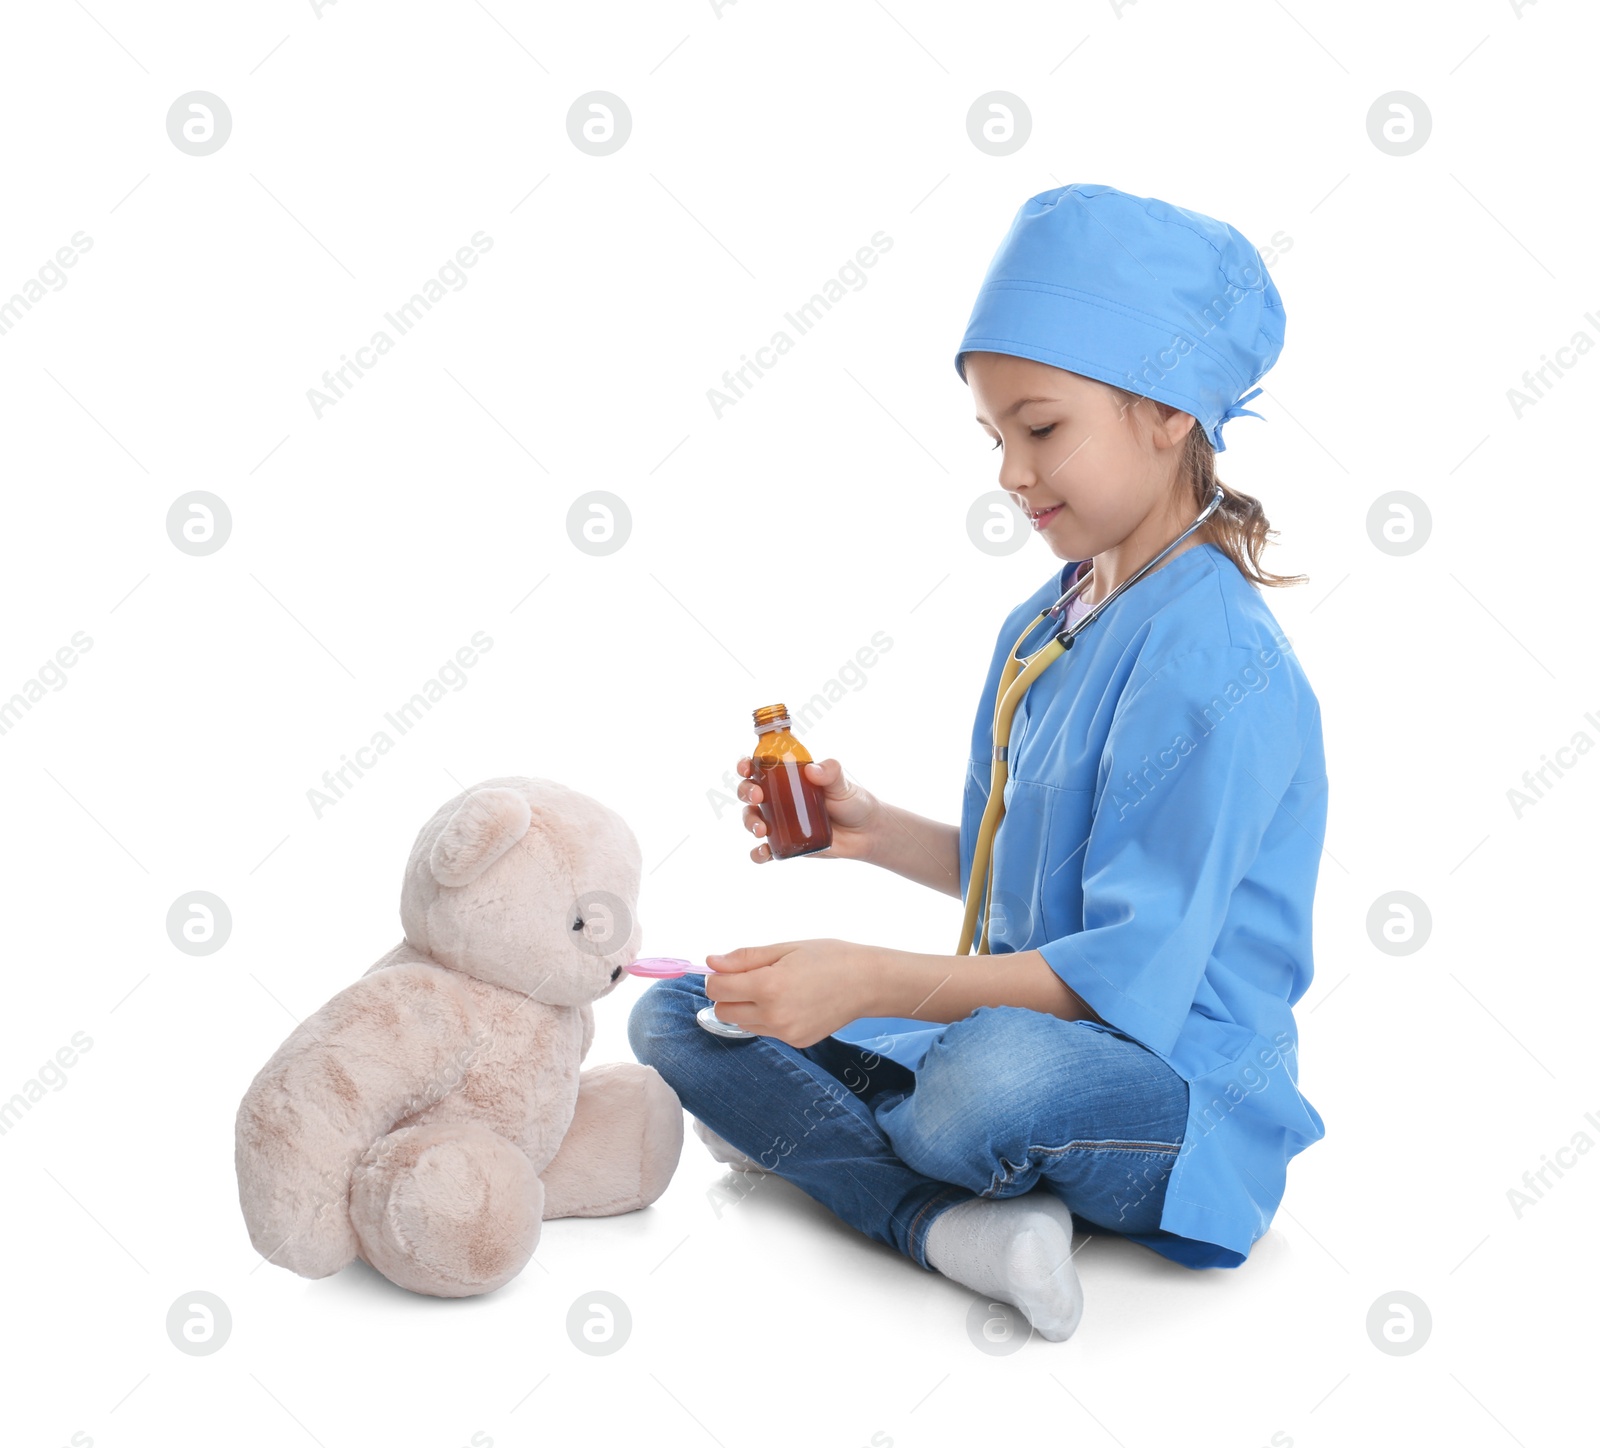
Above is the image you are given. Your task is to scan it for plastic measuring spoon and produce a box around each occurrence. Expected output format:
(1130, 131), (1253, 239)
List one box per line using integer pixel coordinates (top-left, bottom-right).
(623, 957), (711, 978)
(618, 957), (756, 1040)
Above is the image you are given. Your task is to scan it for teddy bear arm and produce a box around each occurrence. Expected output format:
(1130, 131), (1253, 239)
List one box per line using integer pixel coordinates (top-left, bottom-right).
(235, 962), (479, 1279)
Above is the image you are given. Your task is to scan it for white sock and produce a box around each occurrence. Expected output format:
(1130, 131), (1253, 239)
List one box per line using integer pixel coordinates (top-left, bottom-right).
(692, 1117), (772, 1174)
(924, 1192), (1085, 1342)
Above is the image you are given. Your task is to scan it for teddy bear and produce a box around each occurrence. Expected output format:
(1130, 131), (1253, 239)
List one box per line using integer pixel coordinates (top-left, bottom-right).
(234, 775), (684, 1298)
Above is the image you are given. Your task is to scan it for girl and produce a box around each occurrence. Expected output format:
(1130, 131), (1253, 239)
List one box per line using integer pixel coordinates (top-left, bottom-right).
(629, 182), (1327, 1342)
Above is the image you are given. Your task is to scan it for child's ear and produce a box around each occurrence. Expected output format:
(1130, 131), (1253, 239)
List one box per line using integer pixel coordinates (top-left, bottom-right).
(429, 787), (533, 886)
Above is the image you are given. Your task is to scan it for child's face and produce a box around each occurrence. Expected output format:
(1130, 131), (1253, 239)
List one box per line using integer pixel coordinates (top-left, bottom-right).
(966, 351), (1193, 562)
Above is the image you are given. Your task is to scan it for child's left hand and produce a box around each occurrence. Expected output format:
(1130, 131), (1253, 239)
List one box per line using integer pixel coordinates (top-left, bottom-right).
(702, 939), (880, 1048)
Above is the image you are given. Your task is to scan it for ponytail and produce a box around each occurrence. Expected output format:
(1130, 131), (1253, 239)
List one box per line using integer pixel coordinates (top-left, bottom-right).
(1110, 385), (1307, 589)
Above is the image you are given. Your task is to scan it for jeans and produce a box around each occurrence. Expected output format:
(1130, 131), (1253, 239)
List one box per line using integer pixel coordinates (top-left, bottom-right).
(627, 973), (1193, 1270)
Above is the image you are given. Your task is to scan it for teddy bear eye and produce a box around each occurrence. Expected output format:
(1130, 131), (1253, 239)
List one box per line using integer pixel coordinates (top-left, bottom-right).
(572, 917), (585, 931)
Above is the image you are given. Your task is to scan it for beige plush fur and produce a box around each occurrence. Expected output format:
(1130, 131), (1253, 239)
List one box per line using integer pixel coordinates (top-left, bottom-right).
(235, 776), (684, 1298)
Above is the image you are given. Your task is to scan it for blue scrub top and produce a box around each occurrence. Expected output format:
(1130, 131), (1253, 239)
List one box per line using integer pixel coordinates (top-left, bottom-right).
(834, 541), (1328, 1268)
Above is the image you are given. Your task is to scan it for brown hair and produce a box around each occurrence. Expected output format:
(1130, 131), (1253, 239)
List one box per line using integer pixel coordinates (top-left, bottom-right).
(1107, 384), (1306, 589)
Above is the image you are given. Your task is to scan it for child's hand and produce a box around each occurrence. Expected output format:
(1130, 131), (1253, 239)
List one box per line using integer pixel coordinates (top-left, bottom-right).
(736, 756), (884, 865)
(703, 939), (880, 1047)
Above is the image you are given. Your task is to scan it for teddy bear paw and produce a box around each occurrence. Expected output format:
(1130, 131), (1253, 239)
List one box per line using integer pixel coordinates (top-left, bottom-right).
(350, 1122), (543, 1297)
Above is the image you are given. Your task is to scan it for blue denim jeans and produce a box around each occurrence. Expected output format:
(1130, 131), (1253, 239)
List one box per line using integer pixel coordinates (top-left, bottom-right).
(627, 973), (1192, 1270)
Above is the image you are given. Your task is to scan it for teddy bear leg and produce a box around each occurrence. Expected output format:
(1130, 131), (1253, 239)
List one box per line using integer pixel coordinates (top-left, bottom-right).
(349, 1121), (543, 1298)
(540, 1062), (684, 1219)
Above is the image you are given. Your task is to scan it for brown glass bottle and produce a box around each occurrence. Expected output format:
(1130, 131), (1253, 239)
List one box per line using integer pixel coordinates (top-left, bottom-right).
(750, 704), (833, 860)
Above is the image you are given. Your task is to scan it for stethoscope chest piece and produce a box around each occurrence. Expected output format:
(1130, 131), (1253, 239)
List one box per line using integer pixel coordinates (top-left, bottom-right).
(696, 1004), (757, 1040)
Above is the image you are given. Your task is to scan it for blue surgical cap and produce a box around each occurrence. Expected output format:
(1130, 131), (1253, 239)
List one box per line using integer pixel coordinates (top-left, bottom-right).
(955, 182), (1286, 453)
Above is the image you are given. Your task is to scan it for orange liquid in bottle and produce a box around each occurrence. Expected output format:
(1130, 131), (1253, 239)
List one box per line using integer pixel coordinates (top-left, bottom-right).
(751, 704), (832, 860)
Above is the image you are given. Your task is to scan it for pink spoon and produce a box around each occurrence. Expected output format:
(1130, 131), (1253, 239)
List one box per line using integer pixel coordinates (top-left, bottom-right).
(624, 956), (712, 979)
(622, 956), (756, 1039)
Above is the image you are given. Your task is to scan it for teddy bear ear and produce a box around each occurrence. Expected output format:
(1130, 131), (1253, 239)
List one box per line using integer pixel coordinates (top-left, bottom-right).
(428, 787), (534, 887)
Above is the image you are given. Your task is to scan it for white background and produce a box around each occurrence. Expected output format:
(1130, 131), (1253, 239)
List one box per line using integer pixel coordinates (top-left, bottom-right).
(2, 2), (1594, 1445)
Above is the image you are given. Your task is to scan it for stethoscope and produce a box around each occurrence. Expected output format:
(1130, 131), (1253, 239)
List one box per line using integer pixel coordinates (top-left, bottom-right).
(956, 485), (1226, 955)
(691, 484), (1225, 1037)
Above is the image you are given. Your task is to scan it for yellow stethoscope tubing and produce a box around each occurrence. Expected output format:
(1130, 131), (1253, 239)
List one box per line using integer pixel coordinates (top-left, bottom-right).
(956, 616), (1067, 955)
(955, 486), (1227, 957)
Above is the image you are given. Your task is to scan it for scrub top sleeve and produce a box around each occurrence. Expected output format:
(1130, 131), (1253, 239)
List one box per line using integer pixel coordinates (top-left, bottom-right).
(1037, 643), (1310, 1059)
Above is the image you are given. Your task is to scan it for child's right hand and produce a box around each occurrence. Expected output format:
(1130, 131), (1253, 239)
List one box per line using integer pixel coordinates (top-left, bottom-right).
(736, 756), (883, 865)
